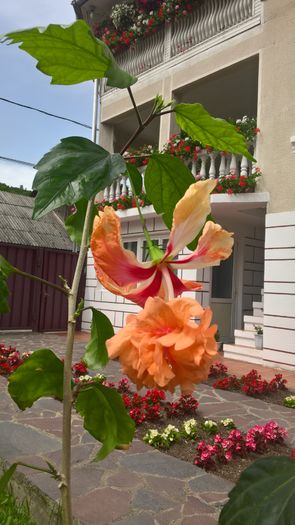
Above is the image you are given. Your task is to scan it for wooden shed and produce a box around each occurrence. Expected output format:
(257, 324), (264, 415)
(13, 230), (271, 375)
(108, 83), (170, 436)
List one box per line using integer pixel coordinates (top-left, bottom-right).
(0, 191), (85, 331)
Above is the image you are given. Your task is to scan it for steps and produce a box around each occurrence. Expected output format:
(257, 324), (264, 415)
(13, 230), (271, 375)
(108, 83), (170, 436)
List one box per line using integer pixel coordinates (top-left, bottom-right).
(223, 290), (264, 365)
(223, 344), (263, 364)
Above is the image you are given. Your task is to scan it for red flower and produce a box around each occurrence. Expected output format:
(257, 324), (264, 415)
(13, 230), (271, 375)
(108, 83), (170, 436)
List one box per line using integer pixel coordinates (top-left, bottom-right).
(291, 450), (295, 458)
(239, 180), (246, 187)
(227, 189), (234, 195)
(216, 185), (223, 192)
(255, 127), (260, 134)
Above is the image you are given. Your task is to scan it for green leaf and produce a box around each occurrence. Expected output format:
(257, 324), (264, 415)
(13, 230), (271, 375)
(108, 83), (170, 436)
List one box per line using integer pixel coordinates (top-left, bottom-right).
(219, 456), (295, 525)
(83, 309), (114, 370)
(8, 349), (64, 410)
(144, 154), (195, 229)
(125, 162), (143, 195)
(0, 255), (15, 276)
(3, 21), (136, 88)
(175, 103), (254, 160)
(75, 383), (135, 460)
(65, 199), (97, 246)
(0, 256), (15, 313)
(0, 463), (17, 493)
(101, 40), (137, 88)
(32, 136), (126, 219)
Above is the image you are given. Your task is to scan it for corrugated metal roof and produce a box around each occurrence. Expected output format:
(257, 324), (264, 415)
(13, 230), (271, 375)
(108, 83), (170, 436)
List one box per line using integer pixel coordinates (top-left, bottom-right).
(0, 191), (74, 250)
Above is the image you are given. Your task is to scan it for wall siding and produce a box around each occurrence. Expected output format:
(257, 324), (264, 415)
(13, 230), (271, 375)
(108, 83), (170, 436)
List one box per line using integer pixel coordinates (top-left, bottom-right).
(263, 211), (295, 369)
(242, 227), (264, 316)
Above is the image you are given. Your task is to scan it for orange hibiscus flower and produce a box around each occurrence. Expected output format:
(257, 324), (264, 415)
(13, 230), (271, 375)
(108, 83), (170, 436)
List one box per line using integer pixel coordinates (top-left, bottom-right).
(91, 179), (233, 306)
(107, 296), (218, 393)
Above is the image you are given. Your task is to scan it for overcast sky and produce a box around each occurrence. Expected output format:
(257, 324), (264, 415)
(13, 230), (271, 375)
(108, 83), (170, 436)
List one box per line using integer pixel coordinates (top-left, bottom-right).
(0, 0), (94, 190)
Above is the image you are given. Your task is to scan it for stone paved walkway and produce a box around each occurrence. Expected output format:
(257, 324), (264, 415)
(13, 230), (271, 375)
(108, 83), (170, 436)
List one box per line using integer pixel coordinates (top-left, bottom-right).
(0, 332), (295, 525)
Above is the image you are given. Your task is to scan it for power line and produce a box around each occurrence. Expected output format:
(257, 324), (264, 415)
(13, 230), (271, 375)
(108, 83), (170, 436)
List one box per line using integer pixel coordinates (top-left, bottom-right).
(0, 155), (35, 167)
(0, 96), (96, 130)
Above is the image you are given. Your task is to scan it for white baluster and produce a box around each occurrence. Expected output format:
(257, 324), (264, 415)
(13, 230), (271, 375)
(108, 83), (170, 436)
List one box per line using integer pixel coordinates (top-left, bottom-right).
(229, 153), (238, 176)
(191, 159), (198, 178)
(219, 153), (226, 179)
(104, 186), (110, 201)
(209, 151), (217, 179)
(199, 150), (208, 179)
(121, 175), (128, 197)
(240, 155), (249, 177)
(109, 181), (115, 202)
(115, 177), (121, 199)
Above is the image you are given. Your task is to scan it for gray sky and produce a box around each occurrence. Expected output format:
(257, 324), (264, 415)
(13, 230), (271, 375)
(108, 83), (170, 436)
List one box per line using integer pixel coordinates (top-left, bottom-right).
(0, 0), (94, 190)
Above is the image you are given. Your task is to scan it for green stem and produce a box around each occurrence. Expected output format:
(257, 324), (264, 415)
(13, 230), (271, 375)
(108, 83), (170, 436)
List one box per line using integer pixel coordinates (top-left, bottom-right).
(12, 267), (68, 296)
(128, 176), (154, 254)
(17, 462), (57, 477)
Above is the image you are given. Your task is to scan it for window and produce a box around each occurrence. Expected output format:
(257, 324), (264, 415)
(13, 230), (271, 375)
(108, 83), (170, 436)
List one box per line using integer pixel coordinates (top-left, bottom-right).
(211, 254), (233, 299)
(123, 241), (138, 257)
(142, 238), (168, 262)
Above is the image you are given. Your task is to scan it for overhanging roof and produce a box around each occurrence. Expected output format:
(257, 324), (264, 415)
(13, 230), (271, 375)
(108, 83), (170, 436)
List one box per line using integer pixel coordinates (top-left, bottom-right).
(0, 191), (74, 251)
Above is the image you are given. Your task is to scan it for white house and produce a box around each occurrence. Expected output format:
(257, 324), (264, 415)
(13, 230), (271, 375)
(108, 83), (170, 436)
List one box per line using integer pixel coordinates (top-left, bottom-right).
(72, 0), (295, 370)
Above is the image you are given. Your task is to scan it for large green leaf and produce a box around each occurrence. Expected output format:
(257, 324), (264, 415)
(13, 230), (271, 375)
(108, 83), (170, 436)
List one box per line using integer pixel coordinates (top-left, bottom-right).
(75, 384), (135, 460)
(125, 162), (143, 195)
(3, 21), (136, 88)
(65, 199), (97, 246)
(219, 456), (295, 525)
(0, 256), (15, 313)
(83, 309), (114, 370)
(144, 154), (195, 229)
(32, 136), (126, 218)
(175, 103), (254, 160)
(8, 349), (64, 410)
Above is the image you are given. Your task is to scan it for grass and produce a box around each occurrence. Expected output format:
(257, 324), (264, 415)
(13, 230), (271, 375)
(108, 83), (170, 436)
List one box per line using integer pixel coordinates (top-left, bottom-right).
(0, 490), (36, 525)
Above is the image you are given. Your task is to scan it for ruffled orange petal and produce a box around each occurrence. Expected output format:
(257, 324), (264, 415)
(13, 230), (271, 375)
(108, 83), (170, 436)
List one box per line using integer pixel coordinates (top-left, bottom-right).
(166, 179), (216, 258)
(106, 296), (218, 393)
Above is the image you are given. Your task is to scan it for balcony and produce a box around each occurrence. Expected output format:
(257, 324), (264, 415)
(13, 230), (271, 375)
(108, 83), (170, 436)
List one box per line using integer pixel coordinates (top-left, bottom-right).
(108, 0), (262, 80)
(100, 147), (258, 206)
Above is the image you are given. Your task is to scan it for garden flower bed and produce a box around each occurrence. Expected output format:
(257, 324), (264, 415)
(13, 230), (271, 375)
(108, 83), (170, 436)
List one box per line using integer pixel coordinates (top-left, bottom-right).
(207, 362), (294, 407)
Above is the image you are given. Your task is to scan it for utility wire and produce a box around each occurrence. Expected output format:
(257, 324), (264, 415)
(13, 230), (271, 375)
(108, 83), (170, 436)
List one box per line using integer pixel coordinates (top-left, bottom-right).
(0, 155), (35, 167)
(0, 96), (96, 130)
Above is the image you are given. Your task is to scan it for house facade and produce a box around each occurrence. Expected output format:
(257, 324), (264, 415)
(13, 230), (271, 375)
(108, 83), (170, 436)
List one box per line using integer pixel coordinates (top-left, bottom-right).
(72, 0), (295, 370)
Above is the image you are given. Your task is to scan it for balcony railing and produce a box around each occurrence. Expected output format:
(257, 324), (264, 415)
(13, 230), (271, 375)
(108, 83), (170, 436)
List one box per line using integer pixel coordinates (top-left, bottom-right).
(101, 149), (254, 203)
(113, 0), (261, 80)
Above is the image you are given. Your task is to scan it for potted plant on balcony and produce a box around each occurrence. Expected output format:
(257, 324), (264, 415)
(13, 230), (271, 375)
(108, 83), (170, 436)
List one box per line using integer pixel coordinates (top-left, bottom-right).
(254, 325), (263, 350)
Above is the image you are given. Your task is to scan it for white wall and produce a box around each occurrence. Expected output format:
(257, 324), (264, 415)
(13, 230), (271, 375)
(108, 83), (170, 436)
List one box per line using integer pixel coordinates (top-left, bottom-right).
(263, 211), (295, 368)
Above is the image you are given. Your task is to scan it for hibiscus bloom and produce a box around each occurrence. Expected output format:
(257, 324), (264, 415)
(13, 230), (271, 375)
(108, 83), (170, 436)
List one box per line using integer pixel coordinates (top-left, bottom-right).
(91, 179), (233, 306)
(107, 296), (217, 393)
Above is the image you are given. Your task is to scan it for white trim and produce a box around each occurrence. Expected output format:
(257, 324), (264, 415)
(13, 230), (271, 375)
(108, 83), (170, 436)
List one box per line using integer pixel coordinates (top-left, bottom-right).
(290, 136), (295, 154)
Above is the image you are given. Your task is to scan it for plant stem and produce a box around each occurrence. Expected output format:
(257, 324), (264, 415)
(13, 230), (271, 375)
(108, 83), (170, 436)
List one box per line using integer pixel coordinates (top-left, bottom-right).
(60, 79), (101, 525)
(128, 176), (154, 253)
(17, 462), (56, 476)
(13, 267), (68, 295)
(127, 87), (143, 127)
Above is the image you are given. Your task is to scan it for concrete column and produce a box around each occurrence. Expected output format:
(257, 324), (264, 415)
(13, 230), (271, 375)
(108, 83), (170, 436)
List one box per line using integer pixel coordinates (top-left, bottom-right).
(100, 122), (115, 153)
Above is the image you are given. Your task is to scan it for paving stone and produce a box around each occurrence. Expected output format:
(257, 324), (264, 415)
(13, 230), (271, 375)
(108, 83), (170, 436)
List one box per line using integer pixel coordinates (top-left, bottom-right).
(132, 489), (175, 512)
(106, 469), (143, 490)
(189, 472), (233, 494)
(72, 487), (132, 525)
(145, 475), (185, 500)
(154, 507), (183, 525)
(112, 512), (155, 525)
(71, 465), (104, 496)
(121, 451), (199, 479)
(183, 495), (216, 515)
(198, 491), (229, 505)
(181, 515), (218, 525)
(0, 421), (60, 459)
